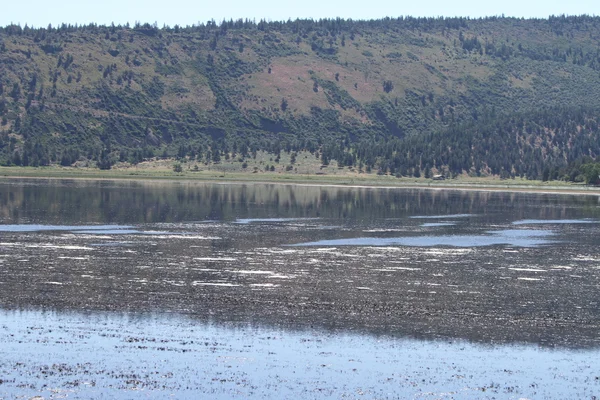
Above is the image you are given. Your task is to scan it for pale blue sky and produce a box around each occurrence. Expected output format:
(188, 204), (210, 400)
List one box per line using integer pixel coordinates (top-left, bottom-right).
(2, 0), (599, 28)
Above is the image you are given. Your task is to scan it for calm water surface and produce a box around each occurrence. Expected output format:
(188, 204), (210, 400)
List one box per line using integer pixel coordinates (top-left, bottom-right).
(1, 178), (600, 398)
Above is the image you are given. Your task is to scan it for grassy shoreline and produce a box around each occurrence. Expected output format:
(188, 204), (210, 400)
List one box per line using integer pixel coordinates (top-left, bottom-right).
(1, 165), (599, 195)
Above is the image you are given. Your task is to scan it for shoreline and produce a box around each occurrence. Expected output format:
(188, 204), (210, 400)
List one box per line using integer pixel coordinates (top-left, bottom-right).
(1, 166), (599, 196)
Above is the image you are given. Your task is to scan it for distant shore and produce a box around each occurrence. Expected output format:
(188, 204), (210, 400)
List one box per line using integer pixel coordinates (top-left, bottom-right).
(1, 165), (599, 196)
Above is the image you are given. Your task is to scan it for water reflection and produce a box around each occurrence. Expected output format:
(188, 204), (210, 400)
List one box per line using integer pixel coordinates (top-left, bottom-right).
(1, 178), (599, 225)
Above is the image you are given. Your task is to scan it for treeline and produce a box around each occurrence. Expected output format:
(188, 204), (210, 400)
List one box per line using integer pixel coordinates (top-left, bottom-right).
(459, 32), (600, 70)
(300, 106), (600, 182)
(0, 16), (468, 37)
(344, 106), (600, 181)
(3, 103), (598, 184)
(559, 158), (600, 184)
(2, 14), (599, 37)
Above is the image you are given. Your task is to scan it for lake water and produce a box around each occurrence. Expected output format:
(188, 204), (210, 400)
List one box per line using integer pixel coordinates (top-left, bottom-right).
(1, 179), (599, 398)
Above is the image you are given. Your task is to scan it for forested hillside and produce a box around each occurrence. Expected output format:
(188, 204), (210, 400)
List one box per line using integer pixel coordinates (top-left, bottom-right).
(1, 15), (600, 180)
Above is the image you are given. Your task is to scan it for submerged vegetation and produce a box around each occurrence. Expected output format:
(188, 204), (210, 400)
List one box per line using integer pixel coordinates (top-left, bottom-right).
(1, 15), (600, 182)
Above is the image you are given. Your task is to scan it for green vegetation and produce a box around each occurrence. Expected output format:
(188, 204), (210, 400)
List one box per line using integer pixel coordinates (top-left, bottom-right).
(1, 16), (600, 183)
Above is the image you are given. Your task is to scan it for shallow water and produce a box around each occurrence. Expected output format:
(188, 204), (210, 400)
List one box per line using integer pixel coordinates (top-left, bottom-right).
(291, 228), (556, 247)
(1, 179), (600, 397)
(1, 309), (599, 399)
(512, 218), (598, 225)
(410, 213), (475, 219)
(0, 224), (134, 232)
(420, 222), (456, 227)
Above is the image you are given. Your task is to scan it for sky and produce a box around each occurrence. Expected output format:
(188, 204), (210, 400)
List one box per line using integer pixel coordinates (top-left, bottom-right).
(2, 0), (599, 28)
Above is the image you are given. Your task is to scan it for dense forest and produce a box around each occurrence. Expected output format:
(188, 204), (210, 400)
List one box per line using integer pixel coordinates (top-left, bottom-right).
(1, 15), (600, 182)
